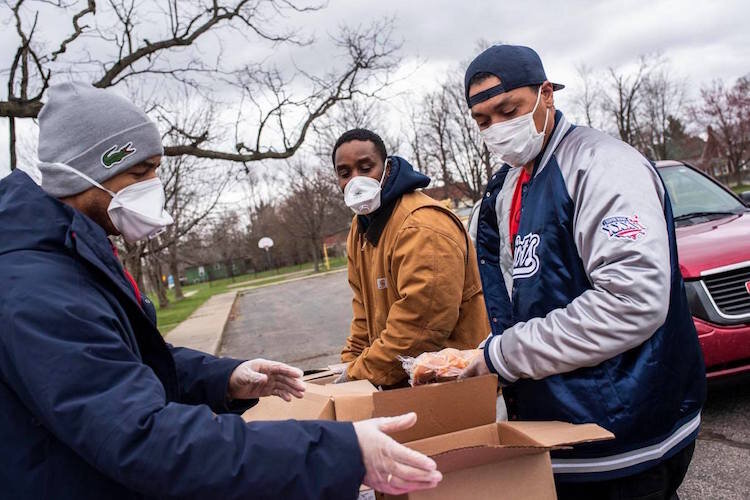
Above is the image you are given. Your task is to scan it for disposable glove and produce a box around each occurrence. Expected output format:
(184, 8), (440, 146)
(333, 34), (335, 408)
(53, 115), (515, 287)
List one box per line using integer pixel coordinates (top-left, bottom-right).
(228, 358), (305, 401)
(459, 350), (490, 379)
(334, 366), (350, 384)
(354, 412), (442, 495)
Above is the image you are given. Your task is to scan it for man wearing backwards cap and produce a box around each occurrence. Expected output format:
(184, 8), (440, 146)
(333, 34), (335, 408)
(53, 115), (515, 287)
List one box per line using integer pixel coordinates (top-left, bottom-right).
(460, 46), (705, 498)
(0, 82), (441, 499)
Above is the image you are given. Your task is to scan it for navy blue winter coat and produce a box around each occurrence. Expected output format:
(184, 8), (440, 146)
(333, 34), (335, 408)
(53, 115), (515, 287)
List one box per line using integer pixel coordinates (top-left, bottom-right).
(0, 170), (365, 499)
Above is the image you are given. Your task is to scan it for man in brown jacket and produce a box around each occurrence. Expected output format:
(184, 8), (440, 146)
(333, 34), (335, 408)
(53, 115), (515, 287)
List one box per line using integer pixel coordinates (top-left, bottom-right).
(333, 129), (489, 387)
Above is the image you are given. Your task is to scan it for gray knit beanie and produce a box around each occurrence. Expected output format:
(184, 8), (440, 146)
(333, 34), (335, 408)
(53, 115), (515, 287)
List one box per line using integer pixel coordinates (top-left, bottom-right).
(38, 82), (163, 198)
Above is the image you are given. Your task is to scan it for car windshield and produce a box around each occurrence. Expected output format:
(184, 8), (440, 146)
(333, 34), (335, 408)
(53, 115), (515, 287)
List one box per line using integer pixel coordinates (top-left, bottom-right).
(658, 165), (746, 220)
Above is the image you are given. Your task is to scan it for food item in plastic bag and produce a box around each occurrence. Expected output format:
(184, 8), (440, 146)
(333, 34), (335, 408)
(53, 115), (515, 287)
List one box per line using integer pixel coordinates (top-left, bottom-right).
(400, 348), (481, 386)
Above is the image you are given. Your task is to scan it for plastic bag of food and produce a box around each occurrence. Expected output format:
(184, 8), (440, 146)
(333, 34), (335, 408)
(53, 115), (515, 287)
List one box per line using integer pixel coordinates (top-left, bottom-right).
(399, 348), (481, 386)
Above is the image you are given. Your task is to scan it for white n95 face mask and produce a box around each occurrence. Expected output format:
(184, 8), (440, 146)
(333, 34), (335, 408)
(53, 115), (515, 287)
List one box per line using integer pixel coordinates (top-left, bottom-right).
(37, 162), (174, 243)
(105, 177), (174, 243)
(480, 87), (550, 168)
(344, 158), (389, 215)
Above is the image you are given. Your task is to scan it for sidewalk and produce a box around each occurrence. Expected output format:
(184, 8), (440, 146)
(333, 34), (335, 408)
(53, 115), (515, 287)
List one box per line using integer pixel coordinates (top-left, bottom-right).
(165, 267), (347, 355)
(165, 291), (238, 355)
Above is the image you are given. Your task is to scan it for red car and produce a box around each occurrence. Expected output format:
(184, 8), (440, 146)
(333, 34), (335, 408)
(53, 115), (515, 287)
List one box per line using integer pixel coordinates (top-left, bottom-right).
(656, 160), (750, 378)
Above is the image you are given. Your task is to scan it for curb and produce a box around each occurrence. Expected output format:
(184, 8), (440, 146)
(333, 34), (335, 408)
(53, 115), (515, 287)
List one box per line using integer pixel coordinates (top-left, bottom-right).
(234, 267), (347, 295)
(225, 269), (312, 290)
(210, 291), (239, 356)
(165, 290), (239, 356)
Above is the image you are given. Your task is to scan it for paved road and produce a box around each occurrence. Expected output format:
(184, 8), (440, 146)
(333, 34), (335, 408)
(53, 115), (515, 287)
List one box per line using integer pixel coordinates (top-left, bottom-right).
(681, 378), (750, 500)
(220, 270), (351, 370)
(220, 271), (750, 499)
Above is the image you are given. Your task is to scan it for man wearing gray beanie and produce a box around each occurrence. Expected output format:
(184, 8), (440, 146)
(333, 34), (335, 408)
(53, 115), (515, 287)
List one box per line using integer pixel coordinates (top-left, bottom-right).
(37, 81), (165, 198)
(0, 83), (440, 499)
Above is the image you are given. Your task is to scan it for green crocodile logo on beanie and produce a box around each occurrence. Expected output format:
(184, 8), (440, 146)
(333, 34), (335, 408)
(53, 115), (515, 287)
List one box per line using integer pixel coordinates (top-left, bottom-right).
(101, 142), (136, 168)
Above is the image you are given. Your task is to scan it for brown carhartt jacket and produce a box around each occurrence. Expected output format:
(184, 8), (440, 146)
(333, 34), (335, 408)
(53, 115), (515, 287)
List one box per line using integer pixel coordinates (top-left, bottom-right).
(341, 191), (489, 386)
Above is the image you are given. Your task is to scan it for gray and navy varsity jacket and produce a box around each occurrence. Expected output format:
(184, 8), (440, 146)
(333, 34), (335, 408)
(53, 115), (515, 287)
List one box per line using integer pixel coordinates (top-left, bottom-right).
(475, 110), (706, 482)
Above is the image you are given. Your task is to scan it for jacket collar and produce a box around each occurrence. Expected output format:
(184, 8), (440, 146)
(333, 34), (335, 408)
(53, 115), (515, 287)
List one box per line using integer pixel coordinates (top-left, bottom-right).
(66, 212), (146, 314)
(531, 110), (572, 180)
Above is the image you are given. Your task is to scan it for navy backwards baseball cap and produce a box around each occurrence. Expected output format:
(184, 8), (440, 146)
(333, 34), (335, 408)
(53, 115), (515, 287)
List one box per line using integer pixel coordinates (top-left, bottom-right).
(464, 45), (564, 108)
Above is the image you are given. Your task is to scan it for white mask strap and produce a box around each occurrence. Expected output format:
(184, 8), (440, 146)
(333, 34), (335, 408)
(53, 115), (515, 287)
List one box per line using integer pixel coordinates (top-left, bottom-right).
(380, 158), (389, 186)
(37, 161), (116, 197)
(532, 87), (550, 136)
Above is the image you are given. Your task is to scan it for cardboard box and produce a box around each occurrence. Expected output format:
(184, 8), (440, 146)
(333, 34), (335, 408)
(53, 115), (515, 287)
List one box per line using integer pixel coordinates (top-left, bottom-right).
(243, 374), (613, 499)
(384, 421), (614, 500)
(243, 378), (377, 421)
(302, 370), (340, 386)
(243, 375), (498, 443)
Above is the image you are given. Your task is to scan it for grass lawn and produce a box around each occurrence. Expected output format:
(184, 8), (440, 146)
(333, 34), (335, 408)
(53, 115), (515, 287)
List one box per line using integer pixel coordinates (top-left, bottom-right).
(153, 255), (347, 334)
(731, 184), (750, 195)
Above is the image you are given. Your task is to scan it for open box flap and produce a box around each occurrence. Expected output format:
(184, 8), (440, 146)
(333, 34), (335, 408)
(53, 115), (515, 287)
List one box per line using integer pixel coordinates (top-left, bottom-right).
(371, 375), (498, 443)
(432, 445), (544, 474)
(242, 391), (334, 421)
(406, 423), (500, 456)
(500, 421), (614, 448)
(305, 379), (376, 397)
(303, 370), (337, 383)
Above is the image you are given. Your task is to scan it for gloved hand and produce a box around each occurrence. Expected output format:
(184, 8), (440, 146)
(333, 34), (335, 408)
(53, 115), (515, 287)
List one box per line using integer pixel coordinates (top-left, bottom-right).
(228, 359), (305, 401)
(459, 350), (490, 379)
(354, 412), (442, 495)
(334, 366), (350, 384)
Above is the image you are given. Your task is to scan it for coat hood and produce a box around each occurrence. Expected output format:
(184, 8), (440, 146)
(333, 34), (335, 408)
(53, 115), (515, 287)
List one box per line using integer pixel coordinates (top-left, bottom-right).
(380, 155), (431, 207)
(0, 169), (127, 283)
(358, 155), (430, 232)
(0, 170), (82, 255)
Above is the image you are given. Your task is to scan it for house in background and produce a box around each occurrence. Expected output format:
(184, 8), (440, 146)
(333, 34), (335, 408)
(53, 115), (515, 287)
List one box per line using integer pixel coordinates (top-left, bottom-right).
(689, 126), (749, 185)
(422, 182), (478, 226)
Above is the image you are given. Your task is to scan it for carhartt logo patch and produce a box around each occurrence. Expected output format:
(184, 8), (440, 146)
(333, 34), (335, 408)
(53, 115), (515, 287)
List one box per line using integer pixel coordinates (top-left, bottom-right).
(601, 215), (647, 241)
(513, 233), (540, 279)
(101, 142), (136, 168)
(377, 278), (388, 290)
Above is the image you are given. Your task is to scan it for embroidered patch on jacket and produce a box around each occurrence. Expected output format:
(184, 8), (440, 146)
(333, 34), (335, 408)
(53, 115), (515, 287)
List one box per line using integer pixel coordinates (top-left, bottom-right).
(512, 233), (540, 279)
(601, 215), (647, 241)
(376, 277), (388, 290)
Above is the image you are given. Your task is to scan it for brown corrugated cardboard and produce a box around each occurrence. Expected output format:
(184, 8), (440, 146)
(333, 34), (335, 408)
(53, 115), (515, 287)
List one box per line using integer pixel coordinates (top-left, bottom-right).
(242, 378), (376, 422)
(243, 374), (497, 441)
(302, 370), (338, 385)
(241, 390), (335, 421)
(366, 375), (497, 442)
(243, 373), (613, 500)
(382, 421), (614, 500)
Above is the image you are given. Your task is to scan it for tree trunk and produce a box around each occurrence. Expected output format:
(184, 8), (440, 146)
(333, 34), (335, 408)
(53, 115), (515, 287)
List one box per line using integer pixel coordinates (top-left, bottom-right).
(122, 243), (146, 291)
(130, 254), (145, 292)
(9, 117), (17, 171)
(147, 258), (169, 309)
(226, 259), (236, 282)
(310, 239), (320, 273)
(482, 145), (493, 182)
(168, 241), (184, 300)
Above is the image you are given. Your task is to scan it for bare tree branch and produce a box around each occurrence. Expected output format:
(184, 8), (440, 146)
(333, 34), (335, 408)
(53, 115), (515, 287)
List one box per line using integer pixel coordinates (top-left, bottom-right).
(49, 0), (96, 61)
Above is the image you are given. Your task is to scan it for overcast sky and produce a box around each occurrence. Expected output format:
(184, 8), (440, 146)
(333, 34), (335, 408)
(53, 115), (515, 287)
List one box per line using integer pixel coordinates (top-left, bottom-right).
(2, 0), (748, 189)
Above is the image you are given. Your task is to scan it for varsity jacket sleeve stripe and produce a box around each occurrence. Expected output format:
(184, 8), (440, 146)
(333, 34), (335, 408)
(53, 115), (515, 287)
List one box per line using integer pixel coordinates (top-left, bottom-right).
(486, 131), (672, 381)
